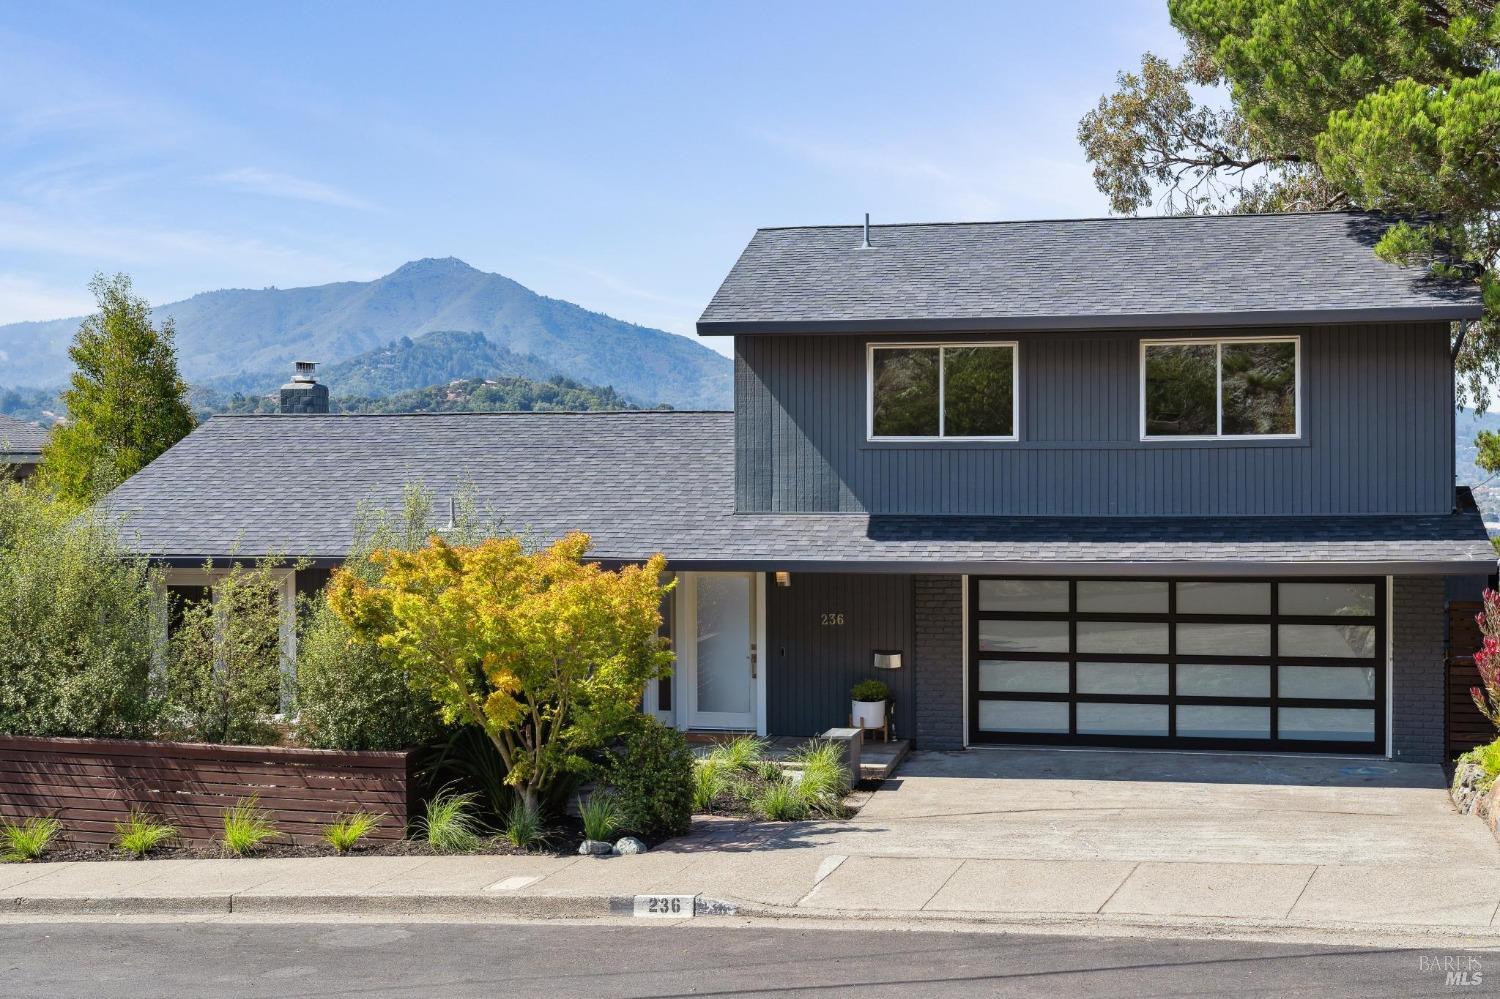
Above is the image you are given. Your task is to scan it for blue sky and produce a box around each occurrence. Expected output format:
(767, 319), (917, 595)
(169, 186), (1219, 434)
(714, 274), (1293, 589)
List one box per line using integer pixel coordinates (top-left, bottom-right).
(0, 1), (1181, 357)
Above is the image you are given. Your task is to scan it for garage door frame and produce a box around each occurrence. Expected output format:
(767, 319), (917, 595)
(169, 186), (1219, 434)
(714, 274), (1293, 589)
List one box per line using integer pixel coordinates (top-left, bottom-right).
(967, 575), (1386, 754)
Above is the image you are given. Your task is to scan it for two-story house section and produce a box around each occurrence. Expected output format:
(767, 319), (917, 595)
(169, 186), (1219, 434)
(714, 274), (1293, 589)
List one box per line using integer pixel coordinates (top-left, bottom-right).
(103, 211), (1494, 763)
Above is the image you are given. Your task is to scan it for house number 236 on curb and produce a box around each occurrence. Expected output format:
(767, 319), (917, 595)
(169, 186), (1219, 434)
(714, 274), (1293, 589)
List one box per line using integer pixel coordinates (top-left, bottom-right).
(820, 613), (845, 626)
(634, 894), (696, 918)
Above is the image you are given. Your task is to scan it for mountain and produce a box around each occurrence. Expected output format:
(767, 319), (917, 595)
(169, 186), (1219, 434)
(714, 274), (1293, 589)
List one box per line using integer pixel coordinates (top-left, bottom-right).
(313, 330), (556, 397)
(0, 258), (731, 409)
(202, 373), (655, 417)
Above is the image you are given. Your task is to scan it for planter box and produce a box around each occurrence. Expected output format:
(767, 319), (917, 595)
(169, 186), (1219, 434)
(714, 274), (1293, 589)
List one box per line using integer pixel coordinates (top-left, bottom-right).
(0, 735), (414, 846)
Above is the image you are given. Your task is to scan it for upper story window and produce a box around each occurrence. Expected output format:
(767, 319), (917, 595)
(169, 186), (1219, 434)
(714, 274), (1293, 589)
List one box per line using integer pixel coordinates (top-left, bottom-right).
(868, 342), (1017, 441)
(1141, 336), (1299, 439)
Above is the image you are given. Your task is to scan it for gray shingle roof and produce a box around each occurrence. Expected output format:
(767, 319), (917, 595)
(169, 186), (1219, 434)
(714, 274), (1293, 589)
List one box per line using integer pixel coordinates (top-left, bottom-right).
(697, 212), (1483, 334)
(100, 411), (1494, 575)
(0, 414), (48, 455)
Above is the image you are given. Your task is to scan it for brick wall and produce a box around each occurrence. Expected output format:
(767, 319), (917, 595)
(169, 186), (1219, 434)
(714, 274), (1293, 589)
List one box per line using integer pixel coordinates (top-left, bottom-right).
(1391, 575), (1445, 763)
(914, 575), (964, 750)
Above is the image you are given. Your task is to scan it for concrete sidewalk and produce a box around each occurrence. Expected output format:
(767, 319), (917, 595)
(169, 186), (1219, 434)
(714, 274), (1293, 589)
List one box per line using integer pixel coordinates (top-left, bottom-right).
(6, 843), (1500, 945)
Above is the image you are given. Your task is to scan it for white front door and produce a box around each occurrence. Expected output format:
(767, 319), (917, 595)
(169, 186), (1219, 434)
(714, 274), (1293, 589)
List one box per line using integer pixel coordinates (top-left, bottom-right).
(681, 572), (758, 730)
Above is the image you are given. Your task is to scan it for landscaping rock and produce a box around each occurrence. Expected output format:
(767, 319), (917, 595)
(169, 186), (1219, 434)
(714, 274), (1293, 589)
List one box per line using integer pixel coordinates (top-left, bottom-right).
(578, 839), (613, 856)
(1453, 761), (1487, 815)
(613, 837), (647, 855)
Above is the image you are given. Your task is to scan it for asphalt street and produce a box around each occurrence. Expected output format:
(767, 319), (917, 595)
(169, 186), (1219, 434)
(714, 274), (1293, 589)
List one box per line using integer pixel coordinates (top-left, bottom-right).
(0, 920), (1493, 998)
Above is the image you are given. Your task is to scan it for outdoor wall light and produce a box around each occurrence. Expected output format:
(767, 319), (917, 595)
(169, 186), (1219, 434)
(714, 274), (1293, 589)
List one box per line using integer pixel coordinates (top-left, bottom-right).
(774, 571), (791, 588)
(872, 651), (902, 670)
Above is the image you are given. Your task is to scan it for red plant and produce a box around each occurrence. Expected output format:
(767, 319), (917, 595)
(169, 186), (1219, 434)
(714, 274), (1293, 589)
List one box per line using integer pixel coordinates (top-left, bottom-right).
(1472, 589), (1500, 729)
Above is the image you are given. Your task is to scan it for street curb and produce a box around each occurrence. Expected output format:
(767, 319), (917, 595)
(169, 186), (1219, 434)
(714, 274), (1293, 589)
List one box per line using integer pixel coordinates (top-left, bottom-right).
(12, 890), (1500, 947)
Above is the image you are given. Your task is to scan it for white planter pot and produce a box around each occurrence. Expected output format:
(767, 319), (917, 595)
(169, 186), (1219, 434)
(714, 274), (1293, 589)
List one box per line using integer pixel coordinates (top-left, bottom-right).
(852, 700), (885, 730)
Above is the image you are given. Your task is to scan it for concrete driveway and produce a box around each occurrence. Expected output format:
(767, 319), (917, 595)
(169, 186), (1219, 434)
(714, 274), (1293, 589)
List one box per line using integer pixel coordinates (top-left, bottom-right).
(764, 746), (1498, 866)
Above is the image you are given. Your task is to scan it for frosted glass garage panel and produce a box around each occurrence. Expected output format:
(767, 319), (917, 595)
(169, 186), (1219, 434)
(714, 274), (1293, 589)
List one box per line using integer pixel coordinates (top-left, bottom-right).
(1279, 582), (1376, 617)
(1176, 664), (1270, 698)
(1077, 662), (1168, 695)
(1176, 581), (1271, 615)
(977, 579), (1068, 613)
(977, 699), (1069, 734)
(1175, 622), (1271, 657)
(978, 660), (1069, 693)
(1076, 581), (1168, 614)
(978, 619), (1069, 654)
(1075, 621), (1168, 655)
(1279, 707), (1375, 741)
(1279, 665), (1376, 699)
(1279, 624), (1376, 659)
(1177, 705), (1270, 739)
(1077, 702), (1168, 736)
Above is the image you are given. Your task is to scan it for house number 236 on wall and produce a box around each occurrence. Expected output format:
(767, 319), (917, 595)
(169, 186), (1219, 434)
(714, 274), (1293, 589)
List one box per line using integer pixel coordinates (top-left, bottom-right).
(820, 613), (845, 626)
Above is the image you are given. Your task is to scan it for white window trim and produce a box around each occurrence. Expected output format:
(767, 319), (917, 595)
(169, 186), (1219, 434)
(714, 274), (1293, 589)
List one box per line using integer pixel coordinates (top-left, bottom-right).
(1139, 335), (1301, 441)
(867, 341), (1020, 442)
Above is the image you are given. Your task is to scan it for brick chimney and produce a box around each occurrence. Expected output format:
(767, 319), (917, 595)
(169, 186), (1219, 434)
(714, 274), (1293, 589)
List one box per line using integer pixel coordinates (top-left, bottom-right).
(280, 361), (329, 414)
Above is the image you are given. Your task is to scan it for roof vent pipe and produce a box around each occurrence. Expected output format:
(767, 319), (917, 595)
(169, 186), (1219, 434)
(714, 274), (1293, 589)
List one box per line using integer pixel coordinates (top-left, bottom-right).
(861, 213), (871, 249)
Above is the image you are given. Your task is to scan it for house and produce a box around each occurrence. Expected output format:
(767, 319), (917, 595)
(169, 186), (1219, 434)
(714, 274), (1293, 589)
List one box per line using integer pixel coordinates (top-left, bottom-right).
(101, 211), (1495, 763)
(0, 414), (49, 480)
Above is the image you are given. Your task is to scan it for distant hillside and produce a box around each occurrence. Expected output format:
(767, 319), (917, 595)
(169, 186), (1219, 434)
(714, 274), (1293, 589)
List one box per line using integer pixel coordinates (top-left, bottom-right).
(314, 330), (556, 397)
(0, 257), (731, 409)
(202, 374), (654, 417)
(1458, 409), (1500, 521)
(0, 386), (62, 426)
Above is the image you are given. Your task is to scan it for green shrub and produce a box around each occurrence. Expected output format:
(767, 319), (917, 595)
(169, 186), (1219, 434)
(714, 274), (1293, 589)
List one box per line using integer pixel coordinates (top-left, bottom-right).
(578, 792), (622, 843)
(164, 558), (291, 745)
(1458, 738), (1500, 793)
(221, 796), (278, 856)
(751, 781), (808, 822)
(0, 483), (158, 738)
(322, 812), (383, 854)
(851, 679), (889, 702)
(692, 759), (725, 812)
(294, 487), (478, 751)
(605, 719), (694, 839)
(417, 789), (484, 852)
(502, 799), (546, 849)
(412, 726), (512, 823)
(707, 735), (765, 772)
(113, 809), (176, 858)
(789, 740), (852, 816)
(1, 816), (61, 862)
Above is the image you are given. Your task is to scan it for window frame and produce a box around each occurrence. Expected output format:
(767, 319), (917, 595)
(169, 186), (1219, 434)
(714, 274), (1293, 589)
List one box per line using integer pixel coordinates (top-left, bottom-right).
(866, 340), (1020, 443)
(1139, 335), (1301, 442)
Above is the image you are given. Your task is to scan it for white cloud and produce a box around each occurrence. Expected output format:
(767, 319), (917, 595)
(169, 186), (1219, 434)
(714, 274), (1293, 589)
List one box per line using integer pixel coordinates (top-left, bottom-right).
(214, 167), (375, 211)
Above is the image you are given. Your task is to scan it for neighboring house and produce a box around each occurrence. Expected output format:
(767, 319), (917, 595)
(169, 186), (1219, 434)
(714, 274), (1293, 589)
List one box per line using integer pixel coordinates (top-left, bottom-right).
(102, 212), (1495, 763)
(0, 414), (48, 480)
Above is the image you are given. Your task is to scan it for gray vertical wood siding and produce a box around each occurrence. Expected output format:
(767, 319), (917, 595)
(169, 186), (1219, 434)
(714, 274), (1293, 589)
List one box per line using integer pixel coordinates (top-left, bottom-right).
(734, 323), (1454, 516)
(766, 572), (913, 738)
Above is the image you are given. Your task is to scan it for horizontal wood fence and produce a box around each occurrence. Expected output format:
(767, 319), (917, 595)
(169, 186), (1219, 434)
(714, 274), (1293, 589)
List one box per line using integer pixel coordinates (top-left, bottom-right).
(1449, 601), (1492, 759)
(0, 736), (414, 847)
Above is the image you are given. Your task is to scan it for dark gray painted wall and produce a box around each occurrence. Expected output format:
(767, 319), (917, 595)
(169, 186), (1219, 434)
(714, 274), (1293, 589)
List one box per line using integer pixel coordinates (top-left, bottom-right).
(735, 323), (1454, 516)
(1391, 574), (1446, 763)
(766, 572), (913, 738)
(913, 575), (965, 750)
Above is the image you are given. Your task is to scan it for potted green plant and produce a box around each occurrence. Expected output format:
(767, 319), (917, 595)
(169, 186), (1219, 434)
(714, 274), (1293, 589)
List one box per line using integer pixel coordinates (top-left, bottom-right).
(851, 679), (890, 733)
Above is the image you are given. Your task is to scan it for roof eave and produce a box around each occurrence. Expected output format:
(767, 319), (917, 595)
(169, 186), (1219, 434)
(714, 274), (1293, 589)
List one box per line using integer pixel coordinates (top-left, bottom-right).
(696, 304), (1483, 336)
(631, 556), (1499, 576)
